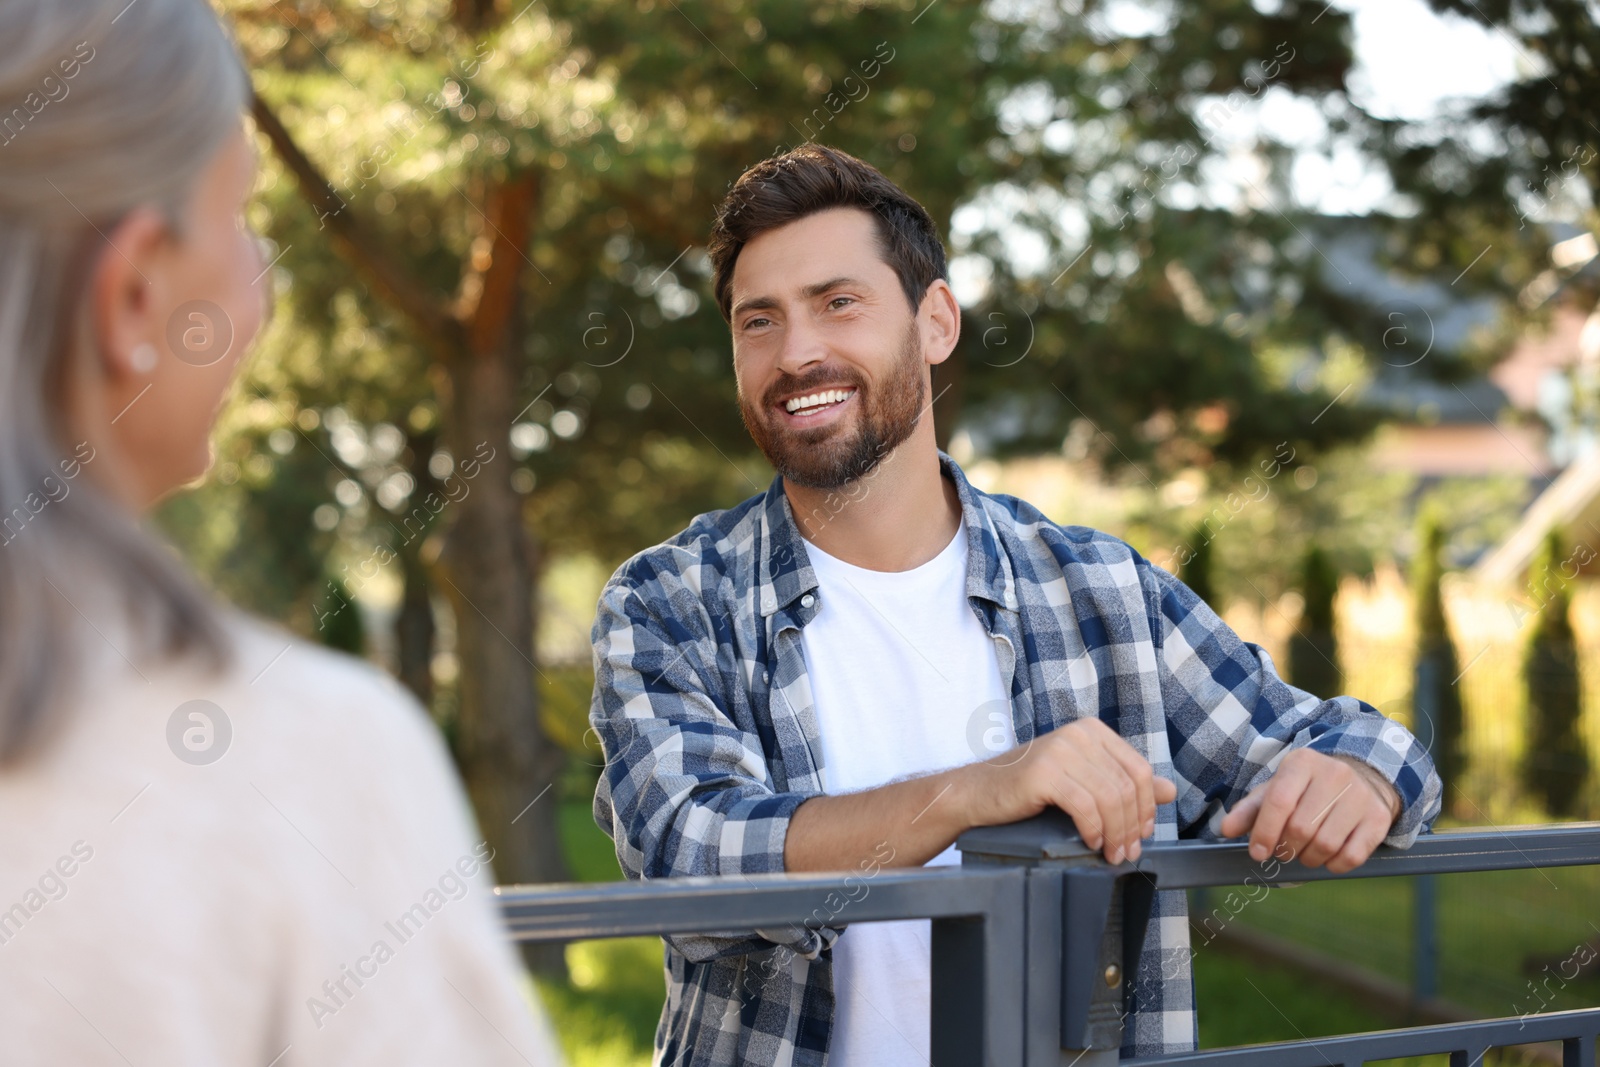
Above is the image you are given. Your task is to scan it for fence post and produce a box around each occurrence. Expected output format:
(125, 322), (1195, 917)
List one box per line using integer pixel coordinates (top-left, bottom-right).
(1413, 653), (1441, 1004)
(929, 870), (1027, 1067)
(958, 810), (1144, 1067)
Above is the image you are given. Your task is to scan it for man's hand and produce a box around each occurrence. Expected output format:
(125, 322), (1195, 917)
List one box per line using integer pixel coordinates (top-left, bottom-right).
(963, 717), (1177, 865)
(786, 717), (1177, 873)
(1218, 750), (1402, 874)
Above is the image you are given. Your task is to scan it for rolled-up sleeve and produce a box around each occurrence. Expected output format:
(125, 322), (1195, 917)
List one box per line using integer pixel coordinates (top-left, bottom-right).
(1147, 562), (1442, 848)
(589, 571), (818, 962)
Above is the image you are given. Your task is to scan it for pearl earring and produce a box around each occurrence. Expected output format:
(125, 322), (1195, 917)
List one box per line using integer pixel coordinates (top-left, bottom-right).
(130, 343), (157, 374)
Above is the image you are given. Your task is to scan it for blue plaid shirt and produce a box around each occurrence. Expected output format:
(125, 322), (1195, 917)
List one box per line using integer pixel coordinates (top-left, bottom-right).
(589, 451), (1441, 1066)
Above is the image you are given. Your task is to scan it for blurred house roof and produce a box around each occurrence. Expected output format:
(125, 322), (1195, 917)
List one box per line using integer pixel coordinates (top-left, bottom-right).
(1368, 421), (1554, 477)
(1305, 219), (1600, 488)
(1475, 447), (1600, 585)
(1304, 218), (1600, 580)
(1466, 230), (1600, 584)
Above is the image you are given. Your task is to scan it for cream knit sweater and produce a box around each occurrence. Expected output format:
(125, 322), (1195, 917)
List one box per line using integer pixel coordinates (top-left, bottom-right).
(0, 608), (563, 1066)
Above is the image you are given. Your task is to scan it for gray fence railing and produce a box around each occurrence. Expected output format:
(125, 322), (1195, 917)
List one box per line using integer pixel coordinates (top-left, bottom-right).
(495, 812), (1600, 1067)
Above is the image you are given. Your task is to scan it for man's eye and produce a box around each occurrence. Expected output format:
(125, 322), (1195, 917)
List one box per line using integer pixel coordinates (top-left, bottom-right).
(744, 317), (771, 330)
(827, 297), (854, 310)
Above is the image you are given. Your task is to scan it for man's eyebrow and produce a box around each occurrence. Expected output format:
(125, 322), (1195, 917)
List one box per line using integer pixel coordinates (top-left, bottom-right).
(731, 277), (868, 321)
(801, 276), (864, 299)
(730, 294), (780, 320)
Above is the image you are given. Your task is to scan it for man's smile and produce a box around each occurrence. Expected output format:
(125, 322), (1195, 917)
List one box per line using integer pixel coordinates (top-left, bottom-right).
(776, 386), (858, 425)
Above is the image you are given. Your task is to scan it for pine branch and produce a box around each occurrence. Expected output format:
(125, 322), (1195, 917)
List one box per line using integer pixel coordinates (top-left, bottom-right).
(250, 92), (464, 360)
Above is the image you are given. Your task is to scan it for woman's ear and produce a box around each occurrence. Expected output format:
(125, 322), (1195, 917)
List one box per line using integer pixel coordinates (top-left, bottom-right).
(88, 205), (174, 382)
(919, 278), (962, 367)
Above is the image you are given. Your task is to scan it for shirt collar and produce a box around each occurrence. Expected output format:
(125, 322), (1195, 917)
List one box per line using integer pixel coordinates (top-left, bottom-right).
(755, 449), (1019, 618)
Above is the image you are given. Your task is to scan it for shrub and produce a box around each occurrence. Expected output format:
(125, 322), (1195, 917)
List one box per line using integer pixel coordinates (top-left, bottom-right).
(1181, 521), (1218, 609)
(1521, 527), (1590, 817)
(1289, 545), (1342, 699)
(1412, 511), (1465, 809)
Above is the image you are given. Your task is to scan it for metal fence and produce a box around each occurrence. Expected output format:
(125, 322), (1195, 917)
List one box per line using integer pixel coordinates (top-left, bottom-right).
(496, 812), (1600, 1067)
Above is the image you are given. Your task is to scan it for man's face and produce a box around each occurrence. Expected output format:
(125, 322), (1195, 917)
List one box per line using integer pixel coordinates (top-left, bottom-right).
(728, 207), (928, 491)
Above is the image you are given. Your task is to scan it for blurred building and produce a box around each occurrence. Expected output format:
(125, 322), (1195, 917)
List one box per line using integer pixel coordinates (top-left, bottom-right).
(1305, 220), (1599, 580)
(1469, 232), (1600, 585)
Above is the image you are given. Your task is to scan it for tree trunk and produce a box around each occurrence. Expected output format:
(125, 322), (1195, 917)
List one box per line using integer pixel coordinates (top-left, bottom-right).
(437, 174), (571, 977)
(395, 434), (438, 707)
(252, 100), (570, 973)
(396, 545), (435, 707)
(438, 335), (570, 976)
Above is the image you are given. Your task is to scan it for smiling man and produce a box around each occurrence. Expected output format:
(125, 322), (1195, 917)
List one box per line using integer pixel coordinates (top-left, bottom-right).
(588, 145), (1442, 1067)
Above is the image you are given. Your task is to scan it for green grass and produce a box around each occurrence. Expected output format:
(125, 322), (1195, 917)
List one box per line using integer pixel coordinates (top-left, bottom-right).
(1194, 945), (1580, 1066)
(1195, 949), (1447, 1065)
(531, 797), (661, 1067)
(1212, 867), (1600, 1018)
(535, 937), (663, 1067)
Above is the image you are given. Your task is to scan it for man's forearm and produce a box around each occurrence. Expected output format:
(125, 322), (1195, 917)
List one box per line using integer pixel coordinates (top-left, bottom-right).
(783, 764), (979, 872)
(785, 720), (1179, 869)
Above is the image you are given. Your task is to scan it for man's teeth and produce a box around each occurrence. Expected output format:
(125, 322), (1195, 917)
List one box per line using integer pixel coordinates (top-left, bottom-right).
(785, 388), (856, 414)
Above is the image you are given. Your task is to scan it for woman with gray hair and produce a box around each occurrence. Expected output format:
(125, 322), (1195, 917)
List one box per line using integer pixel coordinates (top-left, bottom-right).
(0, 1), (561, 1063)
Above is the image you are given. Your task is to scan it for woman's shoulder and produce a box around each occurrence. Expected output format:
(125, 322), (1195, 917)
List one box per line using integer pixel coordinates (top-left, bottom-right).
(0, 611), (553, 1066)
(219, 608), (422, 714)
(24, 605), (466, 838)
(199, 608), (464, 810)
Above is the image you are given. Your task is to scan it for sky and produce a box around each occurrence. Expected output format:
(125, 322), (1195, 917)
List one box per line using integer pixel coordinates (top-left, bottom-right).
(944, 0), (1546, 300)
(1291, 0), (1529, 213)
(1344, 0), (1525, 122)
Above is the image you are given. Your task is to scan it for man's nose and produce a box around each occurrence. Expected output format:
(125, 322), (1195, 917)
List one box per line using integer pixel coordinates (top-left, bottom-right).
(775, 315), (828, 377)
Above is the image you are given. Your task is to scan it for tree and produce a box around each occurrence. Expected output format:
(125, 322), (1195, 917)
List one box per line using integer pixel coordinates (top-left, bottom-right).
(1412, 511), (1465, 813)
(1521, 527), (1589, 818)
(1372, 2), (1598, 341)
(233, 4), (583, 973)
(1289, 544), (1341, 699)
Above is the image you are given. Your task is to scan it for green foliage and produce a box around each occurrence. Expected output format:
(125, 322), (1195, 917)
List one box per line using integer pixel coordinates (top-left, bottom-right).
(1381, 1), (1598, 324)
(1179, 521), (1217, 608)
(541, 802), (655, 1067)
(535, 938), (662, 1067)
(203, 0), (1439, 618)
(1521, 527), (1590, 818)
(314, 574), (366, 655)
(539, 664), (599, 762)
(1300, 545), (1338, 633)
(1288, 545), (1342, 699)
(1412, 510), (1465, 805)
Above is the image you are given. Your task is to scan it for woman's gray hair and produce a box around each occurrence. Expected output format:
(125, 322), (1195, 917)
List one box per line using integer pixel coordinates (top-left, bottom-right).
(0, 0), (249, 762)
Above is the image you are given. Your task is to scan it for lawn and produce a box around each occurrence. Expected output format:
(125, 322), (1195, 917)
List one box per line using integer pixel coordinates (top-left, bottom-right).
(1212, 862), (1600, 1019)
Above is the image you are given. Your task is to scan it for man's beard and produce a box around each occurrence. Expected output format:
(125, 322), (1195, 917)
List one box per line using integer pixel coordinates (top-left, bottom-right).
(739, 321), (927, 491)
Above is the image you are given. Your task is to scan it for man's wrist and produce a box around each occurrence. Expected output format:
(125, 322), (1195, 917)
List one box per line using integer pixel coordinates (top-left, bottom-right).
(1335, 755), (1402, 822)
(945, 762), (993, 834)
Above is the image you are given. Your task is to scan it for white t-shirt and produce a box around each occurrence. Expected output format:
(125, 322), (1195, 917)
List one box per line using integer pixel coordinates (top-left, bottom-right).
(0, 607), (561, 1067)
(799, 518), (1015, 1067)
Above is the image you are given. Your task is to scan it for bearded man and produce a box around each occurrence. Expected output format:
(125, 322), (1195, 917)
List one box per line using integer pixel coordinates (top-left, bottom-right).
(587, 144), (1441, 1067)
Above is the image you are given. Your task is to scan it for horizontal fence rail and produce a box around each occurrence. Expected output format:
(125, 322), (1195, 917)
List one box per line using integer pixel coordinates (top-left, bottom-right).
(497, 816), (1600, 1067)
(496, 865), (1025, 941)
(500, 865), (1030, 1066)
(1120, 1010), (1600, 1067)
(958, 817), (1600, 886)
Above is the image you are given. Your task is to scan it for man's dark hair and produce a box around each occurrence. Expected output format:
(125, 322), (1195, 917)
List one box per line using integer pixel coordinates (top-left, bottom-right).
(708, 145), (948, 322)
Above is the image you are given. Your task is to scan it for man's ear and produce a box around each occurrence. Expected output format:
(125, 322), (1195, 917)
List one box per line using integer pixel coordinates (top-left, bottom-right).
(88, 205), (173, 382)
(919, 279), (961, 367)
